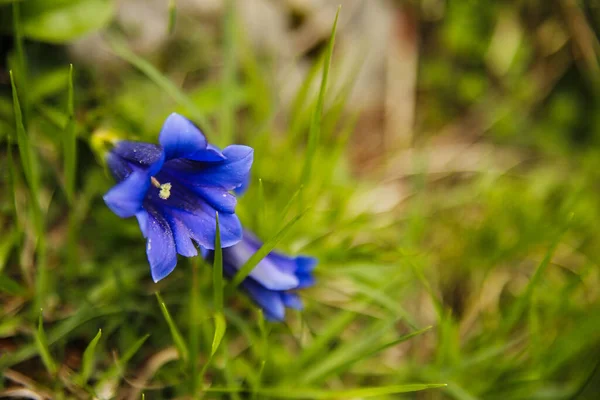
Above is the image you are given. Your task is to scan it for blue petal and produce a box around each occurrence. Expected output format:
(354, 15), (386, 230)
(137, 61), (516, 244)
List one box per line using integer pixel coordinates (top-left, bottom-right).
(296, 256), (317, 273)
(282, 292), (303, 310)
(103, 170), (151, 218)
(136, 210), (149, 238)
(146, 212), (178, 282)
(163, 145), (253, 191)
(189, 186), (237, 214)
(106, 152), (132, 181)
(234, 173), (250, 196)
(112, 141), (164, 174)
(169, 205), (242, 249)
(296, 273), (315, 289)
(159, 113), (208, 161)
(223, 240), (299, 291)
(241, 278), (286, 321)
(196, 144), (227, 162)
(165, 212), (198, 257)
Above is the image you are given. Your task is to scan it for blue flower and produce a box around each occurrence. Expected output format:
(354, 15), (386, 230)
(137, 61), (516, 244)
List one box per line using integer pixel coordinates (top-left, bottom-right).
(203, 230), (316, 321)
(103, 113), (253, 282)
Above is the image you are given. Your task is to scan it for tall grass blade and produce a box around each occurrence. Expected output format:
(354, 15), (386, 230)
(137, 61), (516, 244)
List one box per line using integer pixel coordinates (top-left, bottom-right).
(35, 311), (57, 375)
(64, 64), (76, 203)
(108, 37), (214, 138)
(221, 0), (237, 146)
(211, 312), (226, 357)
(79, 329), (102, 384)
(168, 0), (177, 34)
(155, 292), (189, 363)
(188, 258), (200, 394)
(229, 209), (308, 288)
(300, 325), (432, 384)
(206, 384), (447, 398)
(213, 212), (223, 311)
(12, 2), (28, 120)
(300, 6), (340, 188)
(10, 70), (46, 310)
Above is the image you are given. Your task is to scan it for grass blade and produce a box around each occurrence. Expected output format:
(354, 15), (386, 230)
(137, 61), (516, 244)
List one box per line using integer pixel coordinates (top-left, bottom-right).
(9, 71), (38, 206)
(300, 325), (432, 385)
(207, 384), (447, 398)
(10, 70), (46, 310)
(155, 292), (189, 363)
(221, 0), (237, 146)
(229, 209), (308, 288)
(213, 212), (223, 312)
(64, 64), (76, 203)
(35, 311), (57, 375)
(211, 312), (226, 357)
(168, 0), (176, 34)
(79, 329), (102, 384)
(12, 1), (28, 120)
(300, 6), (340, 188)
(108, 37), (214, 138)
(188, 258), (200, 394)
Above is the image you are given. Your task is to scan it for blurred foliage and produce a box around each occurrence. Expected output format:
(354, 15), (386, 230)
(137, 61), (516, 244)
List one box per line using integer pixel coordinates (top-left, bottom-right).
(1, 0), (599, 399)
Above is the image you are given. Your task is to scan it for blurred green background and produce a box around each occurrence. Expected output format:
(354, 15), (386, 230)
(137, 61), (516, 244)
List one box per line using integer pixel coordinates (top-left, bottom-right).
(1, 0), (599, 399)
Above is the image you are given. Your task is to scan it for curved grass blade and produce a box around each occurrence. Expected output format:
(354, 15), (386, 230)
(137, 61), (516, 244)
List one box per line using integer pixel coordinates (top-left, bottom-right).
(108, 37), (214, 138)
(35, 310), (57, 375)
(79, 329), (102, 384)
(229, 209), (308, 288)
(300, 6), (340, 188)
(206, 384), (447, 398)
(155, 292), (189, 364)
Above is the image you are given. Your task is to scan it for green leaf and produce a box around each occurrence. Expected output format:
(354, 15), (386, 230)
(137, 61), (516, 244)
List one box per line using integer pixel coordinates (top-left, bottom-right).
(79, 329), (102, 384)
(213, 212), (223, 312)
(35, 310), (57, 374)
(211, 312), (227, 357)
(300, 6), (340, 188)
(229, 209), (309, 288)
(20, 0), (114, 43)
(155, 292), (189, 363)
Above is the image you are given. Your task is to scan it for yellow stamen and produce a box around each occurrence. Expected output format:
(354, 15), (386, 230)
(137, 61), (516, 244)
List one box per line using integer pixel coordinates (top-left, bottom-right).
(150, 176), (172, 200)
(159, 183), (172, 200)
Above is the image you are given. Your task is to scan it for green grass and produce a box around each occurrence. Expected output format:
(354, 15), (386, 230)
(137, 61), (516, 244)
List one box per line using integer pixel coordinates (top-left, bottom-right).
(1, 1), (600, 399)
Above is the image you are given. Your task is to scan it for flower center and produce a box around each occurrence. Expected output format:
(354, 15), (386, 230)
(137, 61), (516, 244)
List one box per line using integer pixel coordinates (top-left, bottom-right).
(150, 176), (172, 200)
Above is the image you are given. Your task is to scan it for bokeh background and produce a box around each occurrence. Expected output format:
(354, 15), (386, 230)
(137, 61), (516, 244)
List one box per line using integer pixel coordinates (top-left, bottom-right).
(1, 0), (600, 399)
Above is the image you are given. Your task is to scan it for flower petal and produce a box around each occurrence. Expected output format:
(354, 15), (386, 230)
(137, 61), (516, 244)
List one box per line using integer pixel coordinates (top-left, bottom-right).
(241, 278), (286, 321)
(223, 241), (299, 291)
(165, 212), (198, 257)
(103, 170), (151, 218)
(159, 113), (209, 161)
(136, 210), (149, 238)
(146, 212), (178, 282)
(163, 145), (253, 191)
(111, 141), (164, 174)
(282, 292), (303, 310)
(190, 186), (237, 214)
(106, 152), (132, 181)
(169, 205), (242, 249)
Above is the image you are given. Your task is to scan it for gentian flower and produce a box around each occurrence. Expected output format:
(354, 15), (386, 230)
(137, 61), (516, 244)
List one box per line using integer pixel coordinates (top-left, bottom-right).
(203, 230), (316, 321)
(103, 113), (253, 282)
